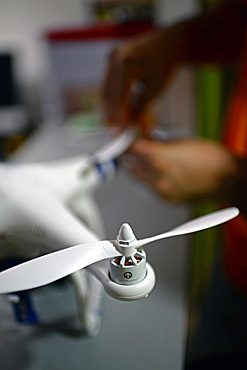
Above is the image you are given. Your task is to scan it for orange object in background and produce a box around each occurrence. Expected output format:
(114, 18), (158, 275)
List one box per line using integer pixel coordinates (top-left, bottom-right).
(223, 31), (247, 296)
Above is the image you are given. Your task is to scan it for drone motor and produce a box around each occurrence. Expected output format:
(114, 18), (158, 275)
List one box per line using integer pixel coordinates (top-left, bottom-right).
(110, 250), (146, 285)
(110, 223), (147, 285)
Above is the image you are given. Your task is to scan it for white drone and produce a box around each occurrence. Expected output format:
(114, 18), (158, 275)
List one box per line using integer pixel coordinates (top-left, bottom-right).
(0, 127), (239, 333)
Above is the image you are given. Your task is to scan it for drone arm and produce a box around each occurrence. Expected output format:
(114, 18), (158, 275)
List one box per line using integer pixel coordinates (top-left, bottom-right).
(40, 128), (137, 200)
(2, 187), (101, 250)
(67, 160), (117, 201)
(67, 193), (106, 240)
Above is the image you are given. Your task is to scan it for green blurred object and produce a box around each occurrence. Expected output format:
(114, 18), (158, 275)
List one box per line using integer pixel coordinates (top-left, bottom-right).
(91, 0), (155, 23)
(187, 2), (225, 358)
(197, 67), (223, 140)
(190, 65), (224, 305)
(188, 0), (226, 304)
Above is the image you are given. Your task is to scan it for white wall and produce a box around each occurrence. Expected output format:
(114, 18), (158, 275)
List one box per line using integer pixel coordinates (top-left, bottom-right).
(0, 0), (88, 86)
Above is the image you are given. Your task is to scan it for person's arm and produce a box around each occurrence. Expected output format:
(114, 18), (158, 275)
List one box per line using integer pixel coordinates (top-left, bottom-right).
(102, 1), (247, 128)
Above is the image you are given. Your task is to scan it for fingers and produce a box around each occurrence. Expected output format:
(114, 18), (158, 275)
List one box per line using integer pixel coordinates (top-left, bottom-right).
(127, 138), (242, 203)
(126, 139), (169, 187)
(101, 38), (162, 130)
(102, 48), (135, 125)
(102, 26), (185, 132)
(103, 71), (147, 128)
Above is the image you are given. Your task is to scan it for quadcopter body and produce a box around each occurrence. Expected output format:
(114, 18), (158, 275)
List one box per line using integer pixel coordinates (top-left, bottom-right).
(0, 128), (156, 304)
(0, 128), (240, 334)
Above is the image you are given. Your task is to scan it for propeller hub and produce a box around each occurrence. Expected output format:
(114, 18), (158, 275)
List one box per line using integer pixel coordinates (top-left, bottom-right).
(111, 223), (146, 285)
(116, 223), (137, 257)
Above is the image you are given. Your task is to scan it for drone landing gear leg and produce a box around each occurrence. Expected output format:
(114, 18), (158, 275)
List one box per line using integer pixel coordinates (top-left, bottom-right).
(69, 270), (104, 337)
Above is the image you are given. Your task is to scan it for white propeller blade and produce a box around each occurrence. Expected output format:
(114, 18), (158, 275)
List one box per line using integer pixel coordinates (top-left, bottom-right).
(86, 127), (137, 167)
(0, 241), (121, 294)
(136, 207), (239, 248)
(0, 207), (239, 294)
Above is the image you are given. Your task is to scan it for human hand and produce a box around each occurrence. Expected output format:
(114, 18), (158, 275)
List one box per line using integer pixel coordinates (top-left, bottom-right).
(127, 138), (240, 203)
(102, 26), (187, 131)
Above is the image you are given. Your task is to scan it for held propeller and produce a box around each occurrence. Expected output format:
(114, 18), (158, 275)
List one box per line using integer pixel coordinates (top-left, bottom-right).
(0, 207), (239, 294)
(80, 127), (137, 171)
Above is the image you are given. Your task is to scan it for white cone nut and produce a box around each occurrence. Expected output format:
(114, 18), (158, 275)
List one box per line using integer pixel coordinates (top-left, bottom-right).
(116, 223), (137, 256)
(118, 223), (135, 243)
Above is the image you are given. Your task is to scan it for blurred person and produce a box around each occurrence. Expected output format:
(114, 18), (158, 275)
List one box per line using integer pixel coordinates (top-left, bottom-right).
(102, 0), (247, 368)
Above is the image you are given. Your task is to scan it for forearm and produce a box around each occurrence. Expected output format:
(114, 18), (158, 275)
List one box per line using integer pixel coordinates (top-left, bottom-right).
(102, 1), (247, 127)
(171, 0), (247, 66)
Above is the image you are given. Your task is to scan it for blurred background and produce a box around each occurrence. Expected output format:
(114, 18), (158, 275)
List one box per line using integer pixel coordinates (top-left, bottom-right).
(0, 1), (224, 369)
(0, 0), (198, 155)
